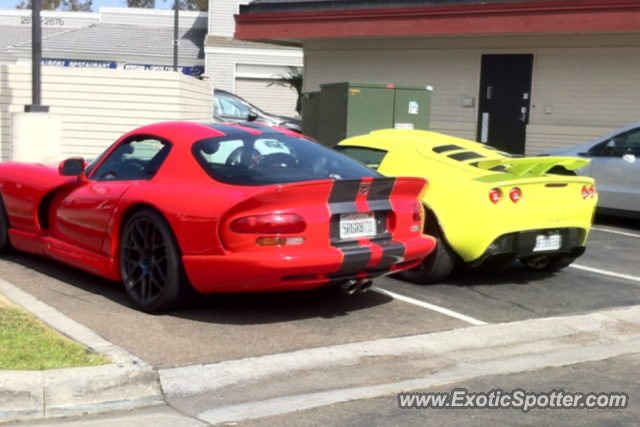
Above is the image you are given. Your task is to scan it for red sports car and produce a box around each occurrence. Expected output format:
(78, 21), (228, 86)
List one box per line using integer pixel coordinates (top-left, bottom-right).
(0, 122), (435, 312)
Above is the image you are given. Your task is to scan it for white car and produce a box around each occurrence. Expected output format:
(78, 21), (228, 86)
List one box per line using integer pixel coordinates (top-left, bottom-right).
(543, 121), (640, 218)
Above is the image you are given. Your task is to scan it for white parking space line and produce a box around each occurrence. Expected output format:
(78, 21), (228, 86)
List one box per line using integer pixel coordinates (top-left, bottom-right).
(591, 226), (640, 238)
(570, 264), (640, 283)
(372, 287), (488, 326)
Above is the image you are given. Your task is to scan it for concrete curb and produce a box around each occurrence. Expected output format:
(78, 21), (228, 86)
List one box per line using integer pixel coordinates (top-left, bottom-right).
(160, 305), (640, 398)
(0, 278), (164, 423)
(159, 305), (640, 424)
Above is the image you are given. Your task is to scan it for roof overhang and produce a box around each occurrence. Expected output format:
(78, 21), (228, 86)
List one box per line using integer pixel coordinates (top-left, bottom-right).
(235, 0), (640, 46)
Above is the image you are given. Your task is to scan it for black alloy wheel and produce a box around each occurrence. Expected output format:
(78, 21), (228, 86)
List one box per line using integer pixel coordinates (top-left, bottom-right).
(120, 209), (189, 313)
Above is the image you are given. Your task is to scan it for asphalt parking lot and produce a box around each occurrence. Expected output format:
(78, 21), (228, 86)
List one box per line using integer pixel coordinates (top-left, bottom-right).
(230, 352), (640, 427)
(2, 213), (640, 426)
(1, 214), (639, 372)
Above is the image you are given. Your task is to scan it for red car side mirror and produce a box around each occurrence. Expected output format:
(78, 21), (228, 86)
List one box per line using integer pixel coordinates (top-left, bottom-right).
(59, 157), (86, 177)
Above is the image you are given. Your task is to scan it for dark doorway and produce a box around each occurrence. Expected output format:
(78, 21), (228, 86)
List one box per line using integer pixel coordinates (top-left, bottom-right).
(477, 54), (533, 155)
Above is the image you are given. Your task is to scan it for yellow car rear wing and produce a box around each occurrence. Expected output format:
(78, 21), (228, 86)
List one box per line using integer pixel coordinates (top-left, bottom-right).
(475, 156), (590, 177)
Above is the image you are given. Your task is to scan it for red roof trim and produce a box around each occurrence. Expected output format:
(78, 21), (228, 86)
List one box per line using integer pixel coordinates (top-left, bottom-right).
(235, 0), (640, 40)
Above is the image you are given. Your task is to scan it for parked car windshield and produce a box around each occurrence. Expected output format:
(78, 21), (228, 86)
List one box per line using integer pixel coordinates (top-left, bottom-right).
(214, 93), (253, 120)
(192, 135), (380, 186)
(589, 128), (640, 156)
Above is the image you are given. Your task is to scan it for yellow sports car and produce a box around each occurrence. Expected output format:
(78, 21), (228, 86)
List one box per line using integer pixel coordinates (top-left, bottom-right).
(336, 129), (598, 284)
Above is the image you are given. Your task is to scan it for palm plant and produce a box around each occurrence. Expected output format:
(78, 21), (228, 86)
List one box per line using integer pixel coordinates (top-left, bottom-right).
(268, 66), (303, 116)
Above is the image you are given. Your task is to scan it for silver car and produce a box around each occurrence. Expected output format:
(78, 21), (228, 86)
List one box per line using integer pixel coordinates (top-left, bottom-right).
(543, 121), (640, 218)
(213, 89), (302, 133)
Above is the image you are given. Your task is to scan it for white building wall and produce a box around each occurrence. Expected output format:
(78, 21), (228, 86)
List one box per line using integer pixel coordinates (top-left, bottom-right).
(526, 47), (640, 154)
(531, 50), (640, 126)
(303, 34), (640, 154)
(0, 65), (213, 161)
(206, 51), (235, 92)
(208, 0), (250, 37)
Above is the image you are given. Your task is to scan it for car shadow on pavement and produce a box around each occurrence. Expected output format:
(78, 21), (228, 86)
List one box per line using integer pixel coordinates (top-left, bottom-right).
(1, 252), (395, 325)
(594, 213), (640, 230)
(177, 287), (394, 325)
(442, 262), (558, 287)
(0, 252), (129, 302)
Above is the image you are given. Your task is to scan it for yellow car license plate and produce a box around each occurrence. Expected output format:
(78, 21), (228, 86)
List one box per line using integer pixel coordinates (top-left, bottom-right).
(533, 233), (562, 252)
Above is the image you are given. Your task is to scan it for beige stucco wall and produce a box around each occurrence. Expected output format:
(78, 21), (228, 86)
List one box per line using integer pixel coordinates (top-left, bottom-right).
(302, 33), (640, 155)
(0, 65), (213, 162)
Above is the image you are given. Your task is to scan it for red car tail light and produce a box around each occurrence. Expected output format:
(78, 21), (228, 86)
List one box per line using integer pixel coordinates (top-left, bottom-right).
(581, 185), (589, 199)
(588, 185), (596, 198)
(231, 213), (306, 234)
(411, 203), (423, 222)
(509, 187), (522, 203)
(256, 237), (305, 246)
(489, 188), (502, 204)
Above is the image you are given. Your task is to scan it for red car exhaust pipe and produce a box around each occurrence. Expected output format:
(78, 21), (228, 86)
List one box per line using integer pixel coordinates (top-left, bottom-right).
(357, 279), (373, 293)
(339, 279), (361, 295)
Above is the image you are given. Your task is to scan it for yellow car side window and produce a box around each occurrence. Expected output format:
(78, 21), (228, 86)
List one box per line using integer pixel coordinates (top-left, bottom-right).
(335, 146), (387, 170)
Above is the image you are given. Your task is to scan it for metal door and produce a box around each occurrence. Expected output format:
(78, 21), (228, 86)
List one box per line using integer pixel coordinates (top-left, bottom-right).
(477, 54), (533, 155)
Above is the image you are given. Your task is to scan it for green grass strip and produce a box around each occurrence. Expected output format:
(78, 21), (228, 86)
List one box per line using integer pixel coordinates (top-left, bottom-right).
(0, 304), (110, 371)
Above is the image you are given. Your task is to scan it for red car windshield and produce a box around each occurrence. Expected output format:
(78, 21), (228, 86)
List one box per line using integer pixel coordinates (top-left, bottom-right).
(192, 134), (380, 186)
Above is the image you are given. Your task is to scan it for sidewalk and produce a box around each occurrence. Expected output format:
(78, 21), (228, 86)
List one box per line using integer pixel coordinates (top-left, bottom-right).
(2, 275), (640, 424)
(0, 278), (164, 422)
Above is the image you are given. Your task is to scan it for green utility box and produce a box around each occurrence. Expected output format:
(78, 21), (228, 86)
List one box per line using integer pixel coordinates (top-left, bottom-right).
(302, 82), (432, 147)
(301, 91), (321, 139)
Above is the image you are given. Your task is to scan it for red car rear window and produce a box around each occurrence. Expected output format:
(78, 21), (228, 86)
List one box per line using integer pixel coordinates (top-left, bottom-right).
(192, 134), (379, 186)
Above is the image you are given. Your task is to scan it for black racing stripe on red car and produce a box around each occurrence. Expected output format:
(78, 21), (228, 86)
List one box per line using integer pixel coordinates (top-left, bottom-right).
(235, 122), (299, 136)
(328, 179), (362, 214)
(327, 239), (404, 277)
(367, 178), (395, 211)
(326, 178), (403, 274)
(328, 179), (362, 240)
(235, 122), (279, 133)
(205, 124), (262, 136)
(374, 238), (407, 269)
(330, 242), (373, 275)
(328, 179), (372, 273)
(327, 178), (404, 274)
